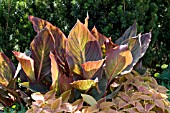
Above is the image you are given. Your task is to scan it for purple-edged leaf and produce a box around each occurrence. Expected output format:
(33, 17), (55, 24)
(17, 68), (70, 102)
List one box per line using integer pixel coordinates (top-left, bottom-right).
(115, 21), (137, 45)
(81, 59), (104, 79)
(121, 32), (151, 74)
(59, 74), (73, 93)
(13, 51), (35, 82)
(105, 45), (133, 82)
(91, 26), (107, 47)
(145, 103), (154, 112)
(29, 16), (67, 66)
(0, 52), (15, 86)
(70, 80), (96, 91)
(31, 28), (55, 81)
(49, 52), (59, 92)
(66, 20), (102, 75)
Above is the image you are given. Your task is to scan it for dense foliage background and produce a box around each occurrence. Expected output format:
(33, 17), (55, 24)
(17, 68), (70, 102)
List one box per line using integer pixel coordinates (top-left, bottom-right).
(0, 0), (169, 71)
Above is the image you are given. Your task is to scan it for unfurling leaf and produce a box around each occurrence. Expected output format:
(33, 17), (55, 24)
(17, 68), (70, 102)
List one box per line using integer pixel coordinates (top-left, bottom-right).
(49, 52), (59, 92)
(104, 38), (118, 52)
(81, 59), (104, 79)
(31, 28), (55, 81)
(115, 21), (137, 45)
(0, 52), (15, 86)
(13, 52), (35, 82)
(70, 80), (96, 91)
(81, 94), (97, 106)
(121, 32), (151, 74)
(105, 45), (133, 83)
(66, 20), (102, 76)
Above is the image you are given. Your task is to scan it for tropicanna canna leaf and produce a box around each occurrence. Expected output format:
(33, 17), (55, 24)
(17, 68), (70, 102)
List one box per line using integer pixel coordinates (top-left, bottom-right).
(121, 32), (151, 74)
(31, 27), (55, 81)
(115, 21), (137, 45)
(66, 20), (102, 76)
(104, 38), (118, 52)
(0, 52), (15, 87)
(81, 59), (104, 79)
(70, 80), (96, 91)
(91, 26), (107, 47)
(59, 74), (73, 93)
(105, 45), (133, 83)
(49, 52), (59, 92)
(29, 16), (67, 66)
(13, 51), (35, 82)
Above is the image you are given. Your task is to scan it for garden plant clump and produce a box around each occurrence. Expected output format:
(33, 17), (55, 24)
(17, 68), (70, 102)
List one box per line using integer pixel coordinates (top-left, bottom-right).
(0, 15), (170, 112)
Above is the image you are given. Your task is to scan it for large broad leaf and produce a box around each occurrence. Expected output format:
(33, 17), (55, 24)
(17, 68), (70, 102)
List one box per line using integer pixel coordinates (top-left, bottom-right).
(70, 80), (96, 91)
(115, 21), (137, 45)
(49, 52), (59, 92)
(31, 28), (55, 81)
(91, 27), (107, 47)
(81, 59), (104, 79)
(121, 32), (151, 74)
(13, 51), (35, 82)
(105, 45), (133, 83)
(66, 20), (102, 75)
(0, 52), (15, 87)
(29, 16), (67, 66)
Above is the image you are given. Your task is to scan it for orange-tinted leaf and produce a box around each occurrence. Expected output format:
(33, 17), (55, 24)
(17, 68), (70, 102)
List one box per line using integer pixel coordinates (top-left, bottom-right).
(31, 28), (55, 81)
(70, 80), (96, 91)
(49, 52), (59, 92)
(105, 45), (132, 82)
(59, 74), (73, 93)
(91, 27), (107, 47)
(0, 52), (15, 86)
(81, 59), (104, 79)
(84, 12), (89, 28)
(13, 51), (35, 82)
(81, 94), (97, 106)
(66, 20), (102, 75)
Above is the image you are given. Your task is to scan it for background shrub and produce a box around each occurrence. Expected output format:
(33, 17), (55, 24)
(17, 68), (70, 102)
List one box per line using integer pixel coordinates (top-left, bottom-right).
(0, 0), (169, 71)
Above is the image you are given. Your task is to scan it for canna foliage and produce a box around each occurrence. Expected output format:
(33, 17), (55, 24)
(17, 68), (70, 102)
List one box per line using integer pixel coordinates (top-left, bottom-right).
(0, 15), (169, 112)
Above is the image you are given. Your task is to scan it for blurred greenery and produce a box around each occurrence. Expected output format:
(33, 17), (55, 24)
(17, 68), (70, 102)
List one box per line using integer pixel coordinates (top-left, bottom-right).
(0, 0), (169, 71)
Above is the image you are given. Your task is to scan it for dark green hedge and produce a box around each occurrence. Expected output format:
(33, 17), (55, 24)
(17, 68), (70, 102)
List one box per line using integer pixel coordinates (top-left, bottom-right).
(0, 0), (169, 70)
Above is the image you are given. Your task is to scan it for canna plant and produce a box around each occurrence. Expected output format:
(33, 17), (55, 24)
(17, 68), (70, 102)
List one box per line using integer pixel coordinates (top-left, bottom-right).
(1, 14), (169, 112)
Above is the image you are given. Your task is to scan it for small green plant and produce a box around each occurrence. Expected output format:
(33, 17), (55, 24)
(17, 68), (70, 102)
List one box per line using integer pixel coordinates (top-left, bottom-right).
(0, 15), (169, 112)
(3, 103), (27, 113)
(154, 64), (170, 100)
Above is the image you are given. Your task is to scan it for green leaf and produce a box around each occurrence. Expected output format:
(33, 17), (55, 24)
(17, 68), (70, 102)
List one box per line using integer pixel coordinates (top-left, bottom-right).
(70, 80), (96, 91)
(81, 94), (97, 106)
(49, 52), (59, 92)
(51, 97), (62, 111)
(121, 32), (151, 74)
(13, 51), (35, 82)
(105, 45), (133, 83)
(115, 21), (137, 45)
(0, 52), (15, 87)
(66, 20), (102, 76)
(31, 28), (55, 81)
(81, 59), (104, 79)
(60, 90), (71, 103)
